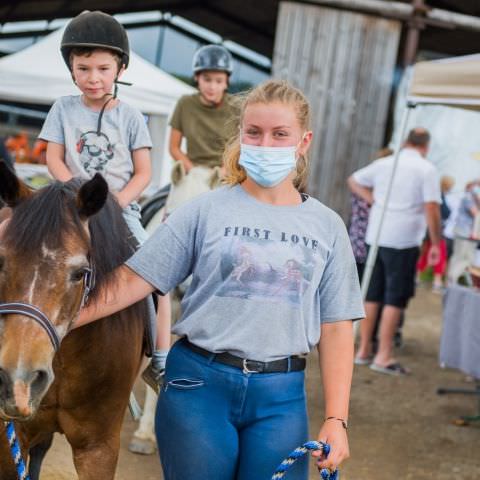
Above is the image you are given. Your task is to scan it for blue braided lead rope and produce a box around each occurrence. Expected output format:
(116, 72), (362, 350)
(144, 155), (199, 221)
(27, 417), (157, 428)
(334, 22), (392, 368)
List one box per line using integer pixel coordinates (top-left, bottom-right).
(5, 421), (30, 480)
(272, 441), (339, 479)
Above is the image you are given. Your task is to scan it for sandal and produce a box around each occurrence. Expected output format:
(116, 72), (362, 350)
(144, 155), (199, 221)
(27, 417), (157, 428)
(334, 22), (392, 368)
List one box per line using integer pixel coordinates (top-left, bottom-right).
(369, 362), (410, 376)
(354, 355), (373, 366)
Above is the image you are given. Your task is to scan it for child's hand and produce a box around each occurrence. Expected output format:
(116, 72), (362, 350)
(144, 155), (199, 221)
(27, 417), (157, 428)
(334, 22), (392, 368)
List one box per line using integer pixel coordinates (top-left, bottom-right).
(182, 158), (194, 173)
(113, 192), (128, 209)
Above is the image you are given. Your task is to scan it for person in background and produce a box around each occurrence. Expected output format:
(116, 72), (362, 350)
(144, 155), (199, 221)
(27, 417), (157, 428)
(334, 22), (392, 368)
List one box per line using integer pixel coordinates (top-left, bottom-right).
(169, 44), (236, 175)
(0, 137), (14, 171)
(348, 147), (393, 281)
(443, 187), (462, 261)
(416, 175), (455, 292)
(348, 127), (441, 376)
(447, 180), (480, 284)
(348, 148), (404, 350)
(5, 132), (31, 163)
(31, 140), (48, 165)
(164, 44), (238, 216)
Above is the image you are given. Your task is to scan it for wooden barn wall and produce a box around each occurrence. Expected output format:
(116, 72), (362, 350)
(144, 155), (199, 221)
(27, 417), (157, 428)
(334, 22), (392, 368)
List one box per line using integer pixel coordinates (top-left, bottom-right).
(272, 2), (401, 218)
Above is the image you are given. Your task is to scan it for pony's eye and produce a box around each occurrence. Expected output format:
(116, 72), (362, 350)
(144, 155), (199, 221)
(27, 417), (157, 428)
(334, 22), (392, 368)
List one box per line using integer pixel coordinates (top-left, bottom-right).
(70, 268), (87, 283)
(0, 256), (4, 272)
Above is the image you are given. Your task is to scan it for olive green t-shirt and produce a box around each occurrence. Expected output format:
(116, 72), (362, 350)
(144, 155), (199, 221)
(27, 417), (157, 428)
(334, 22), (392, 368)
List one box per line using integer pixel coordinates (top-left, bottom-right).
(169, 93), (237, 167)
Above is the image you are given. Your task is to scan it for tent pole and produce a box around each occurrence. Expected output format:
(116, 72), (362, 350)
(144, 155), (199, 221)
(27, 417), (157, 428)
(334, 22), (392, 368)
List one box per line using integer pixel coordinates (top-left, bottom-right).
(359, 103), (414, 299)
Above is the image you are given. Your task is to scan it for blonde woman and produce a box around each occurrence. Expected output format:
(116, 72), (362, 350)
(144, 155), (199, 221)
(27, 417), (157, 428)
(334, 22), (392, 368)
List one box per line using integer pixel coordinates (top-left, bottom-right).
(77, 80), (364, 479)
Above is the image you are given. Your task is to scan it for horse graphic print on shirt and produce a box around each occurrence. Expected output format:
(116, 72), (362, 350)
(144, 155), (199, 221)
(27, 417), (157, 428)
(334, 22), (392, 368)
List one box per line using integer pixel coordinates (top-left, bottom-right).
(217, 225), (319, 307)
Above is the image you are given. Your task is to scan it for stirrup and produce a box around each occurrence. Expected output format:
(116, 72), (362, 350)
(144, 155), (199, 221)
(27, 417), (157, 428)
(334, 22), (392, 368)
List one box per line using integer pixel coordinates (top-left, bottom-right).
(141, 363), (164, 395)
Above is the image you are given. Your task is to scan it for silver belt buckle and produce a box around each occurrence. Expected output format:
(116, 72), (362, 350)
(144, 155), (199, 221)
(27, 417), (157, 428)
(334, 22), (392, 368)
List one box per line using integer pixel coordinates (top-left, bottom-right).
(242, 359), (260, 374)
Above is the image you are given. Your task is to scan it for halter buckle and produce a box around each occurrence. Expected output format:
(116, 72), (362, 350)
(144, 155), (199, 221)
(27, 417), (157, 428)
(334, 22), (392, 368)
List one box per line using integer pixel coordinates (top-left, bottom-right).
(81, 266), (95, 307)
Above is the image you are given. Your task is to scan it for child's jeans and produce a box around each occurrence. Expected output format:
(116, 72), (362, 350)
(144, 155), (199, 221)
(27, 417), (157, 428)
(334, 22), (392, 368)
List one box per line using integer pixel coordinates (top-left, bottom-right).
(122, 209), (148, 245)
(156, 339), (309, 480)
(122, 208), (156, 352)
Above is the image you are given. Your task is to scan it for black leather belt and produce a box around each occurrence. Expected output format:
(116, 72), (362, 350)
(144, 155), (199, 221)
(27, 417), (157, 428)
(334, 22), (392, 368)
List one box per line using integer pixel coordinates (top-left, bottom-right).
(182, 338), (306, 374)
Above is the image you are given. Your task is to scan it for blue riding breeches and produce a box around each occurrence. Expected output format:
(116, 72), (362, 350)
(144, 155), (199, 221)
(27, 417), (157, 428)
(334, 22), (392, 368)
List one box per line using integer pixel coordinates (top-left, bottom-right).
(155, 339), (309, 480)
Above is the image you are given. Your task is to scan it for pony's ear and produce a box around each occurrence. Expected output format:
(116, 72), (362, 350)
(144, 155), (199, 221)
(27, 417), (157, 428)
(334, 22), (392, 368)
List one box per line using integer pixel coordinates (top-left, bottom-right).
(209, 166), (222, 189)
(171, 161), (185, 186)
(76, 173), (109, 219)
(0, 160), (33, 207)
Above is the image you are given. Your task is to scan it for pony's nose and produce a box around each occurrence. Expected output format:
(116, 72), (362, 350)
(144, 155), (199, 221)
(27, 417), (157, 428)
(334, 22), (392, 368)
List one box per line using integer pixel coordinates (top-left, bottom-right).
(0, 367), (11, 396)
(30, 369), (51, 396)
(0, 367), (53, 419)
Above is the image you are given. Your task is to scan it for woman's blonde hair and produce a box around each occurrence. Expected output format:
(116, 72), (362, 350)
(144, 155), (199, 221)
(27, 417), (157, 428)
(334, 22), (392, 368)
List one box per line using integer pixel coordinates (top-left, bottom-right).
(223, 79), (311, 191)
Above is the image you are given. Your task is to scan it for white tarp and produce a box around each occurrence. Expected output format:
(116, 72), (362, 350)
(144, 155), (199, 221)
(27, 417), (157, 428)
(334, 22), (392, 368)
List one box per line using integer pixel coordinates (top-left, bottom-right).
(392, 61), (480, 192)
(408, 54), (480, 108)
(0, 27), (194, 188)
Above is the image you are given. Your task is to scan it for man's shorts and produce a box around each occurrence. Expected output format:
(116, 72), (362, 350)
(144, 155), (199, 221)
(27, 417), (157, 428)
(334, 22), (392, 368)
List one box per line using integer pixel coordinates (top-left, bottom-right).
(365, 245), (420, 309)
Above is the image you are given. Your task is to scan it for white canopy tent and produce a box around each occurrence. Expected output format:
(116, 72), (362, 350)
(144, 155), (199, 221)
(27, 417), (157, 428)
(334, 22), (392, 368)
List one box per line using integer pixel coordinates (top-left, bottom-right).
(0, 27), (194, 189)
(361, 54), (480, 299)
(408, 54), (480, 109)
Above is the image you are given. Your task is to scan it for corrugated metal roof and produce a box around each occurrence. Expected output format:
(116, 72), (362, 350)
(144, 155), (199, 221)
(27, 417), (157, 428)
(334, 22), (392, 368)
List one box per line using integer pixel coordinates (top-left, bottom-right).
(0, 1), (479, 57)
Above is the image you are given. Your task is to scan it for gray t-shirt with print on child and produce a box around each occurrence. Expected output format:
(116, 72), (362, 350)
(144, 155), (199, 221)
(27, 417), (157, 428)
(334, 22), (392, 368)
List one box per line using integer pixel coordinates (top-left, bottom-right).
(39, 95), (152, 214)
(127, 185), (364, 362)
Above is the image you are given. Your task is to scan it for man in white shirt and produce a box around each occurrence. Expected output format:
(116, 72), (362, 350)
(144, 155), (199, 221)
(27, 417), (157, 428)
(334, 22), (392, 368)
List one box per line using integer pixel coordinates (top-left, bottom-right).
(348, 128), (441, 375)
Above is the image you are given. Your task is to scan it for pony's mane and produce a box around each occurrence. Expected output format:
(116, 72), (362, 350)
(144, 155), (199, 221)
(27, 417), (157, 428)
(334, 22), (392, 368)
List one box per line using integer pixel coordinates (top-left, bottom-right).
(3, 178), (136, 302)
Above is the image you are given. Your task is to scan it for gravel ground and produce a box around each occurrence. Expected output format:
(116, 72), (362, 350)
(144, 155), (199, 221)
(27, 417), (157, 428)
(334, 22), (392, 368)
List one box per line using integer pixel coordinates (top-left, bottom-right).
(41, 287), (480, 479)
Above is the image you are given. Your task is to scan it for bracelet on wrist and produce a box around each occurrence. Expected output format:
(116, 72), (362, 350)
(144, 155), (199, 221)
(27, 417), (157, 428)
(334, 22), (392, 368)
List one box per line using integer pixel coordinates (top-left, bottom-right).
(324, 416), (348, 430)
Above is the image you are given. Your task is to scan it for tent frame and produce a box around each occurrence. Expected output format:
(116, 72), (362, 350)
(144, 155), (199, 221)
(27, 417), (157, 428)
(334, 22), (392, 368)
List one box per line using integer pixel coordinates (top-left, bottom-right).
(360, 91), (480, 300)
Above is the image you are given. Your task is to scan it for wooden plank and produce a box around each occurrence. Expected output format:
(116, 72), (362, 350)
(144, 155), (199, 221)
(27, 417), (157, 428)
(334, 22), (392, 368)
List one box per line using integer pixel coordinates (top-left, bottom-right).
(273, 2), (401, 217)
(329, 10), (364, 211)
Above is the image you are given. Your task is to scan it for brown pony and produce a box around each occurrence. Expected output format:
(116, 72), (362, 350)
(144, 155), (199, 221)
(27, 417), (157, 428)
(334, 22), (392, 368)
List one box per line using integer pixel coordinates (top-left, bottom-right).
(0, 162), (148, 479)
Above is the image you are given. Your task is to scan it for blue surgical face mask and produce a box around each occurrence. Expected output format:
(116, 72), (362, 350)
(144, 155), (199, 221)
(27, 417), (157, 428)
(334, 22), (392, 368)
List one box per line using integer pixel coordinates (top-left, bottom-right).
(239, 143), (299, 188)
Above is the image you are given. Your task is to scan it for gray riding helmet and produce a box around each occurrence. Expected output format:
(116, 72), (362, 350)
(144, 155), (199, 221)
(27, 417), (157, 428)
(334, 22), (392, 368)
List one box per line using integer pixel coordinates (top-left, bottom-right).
(192, 44), (234, 75)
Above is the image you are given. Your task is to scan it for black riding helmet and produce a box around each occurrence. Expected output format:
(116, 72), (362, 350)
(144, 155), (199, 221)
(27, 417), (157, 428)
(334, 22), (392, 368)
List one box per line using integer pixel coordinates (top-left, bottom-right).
(61, 11), (131, 134)
(61, 10), (130, 70)
(192, 45), (234, 76)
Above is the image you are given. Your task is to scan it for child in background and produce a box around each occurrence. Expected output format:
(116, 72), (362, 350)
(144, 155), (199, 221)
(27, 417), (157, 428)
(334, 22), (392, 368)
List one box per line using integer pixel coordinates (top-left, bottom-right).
(417, 175), (455, 292)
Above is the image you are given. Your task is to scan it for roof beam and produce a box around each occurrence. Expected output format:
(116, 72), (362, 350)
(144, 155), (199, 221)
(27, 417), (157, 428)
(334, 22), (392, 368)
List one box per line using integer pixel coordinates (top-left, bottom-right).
(0, 16), (271, 72)
(304, 0), (480, 32)
(203, 1), (274, 41)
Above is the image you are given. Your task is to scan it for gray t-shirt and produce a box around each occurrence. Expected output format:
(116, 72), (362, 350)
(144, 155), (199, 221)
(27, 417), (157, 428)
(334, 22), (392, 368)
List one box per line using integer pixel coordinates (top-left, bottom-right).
(39, 95), (152, 213)
(127, 185), (364, 361)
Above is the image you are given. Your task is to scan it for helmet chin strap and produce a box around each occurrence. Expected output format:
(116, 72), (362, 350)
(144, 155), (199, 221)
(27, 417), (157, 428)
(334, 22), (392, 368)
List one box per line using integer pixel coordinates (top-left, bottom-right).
(96, 77), (133, 135)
